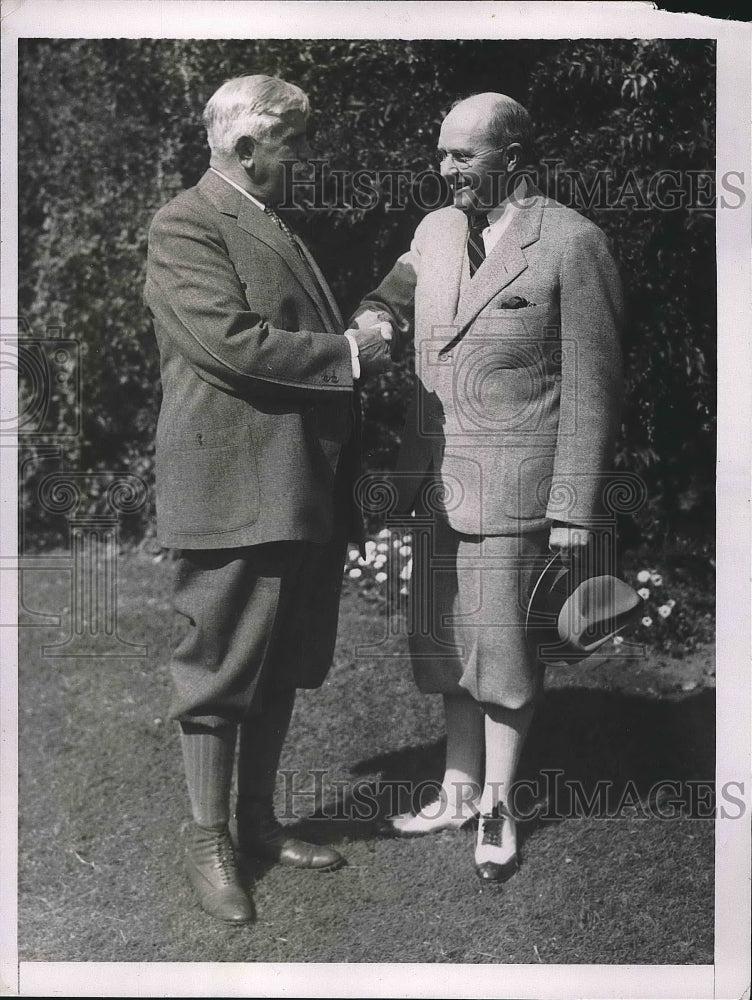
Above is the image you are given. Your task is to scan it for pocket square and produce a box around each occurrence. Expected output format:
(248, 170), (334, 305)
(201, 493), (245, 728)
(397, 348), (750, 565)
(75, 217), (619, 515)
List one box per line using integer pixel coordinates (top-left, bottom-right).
(498, 295), (536, 309)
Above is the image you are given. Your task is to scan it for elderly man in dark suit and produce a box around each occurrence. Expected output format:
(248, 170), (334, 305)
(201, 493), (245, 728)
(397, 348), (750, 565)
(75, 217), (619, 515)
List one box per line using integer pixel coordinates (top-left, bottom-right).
(144, 75), (390, 924)
(351, 93), (623, 882)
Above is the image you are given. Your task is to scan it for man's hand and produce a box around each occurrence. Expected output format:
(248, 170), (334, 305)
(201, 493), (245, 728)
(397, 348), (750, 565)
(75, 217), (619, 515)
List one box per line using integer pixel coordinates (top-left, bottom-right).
(345, 325), (393, 378)
(350, 309), (395, 336)
(548, 524), (594, 568)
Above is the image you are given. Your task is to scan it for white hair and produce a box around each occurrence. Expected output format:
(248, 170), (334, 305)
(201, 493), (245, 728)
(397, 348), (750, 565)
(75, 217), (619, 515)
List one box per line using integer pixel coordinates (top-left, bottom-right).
(203, 75), (309, 156)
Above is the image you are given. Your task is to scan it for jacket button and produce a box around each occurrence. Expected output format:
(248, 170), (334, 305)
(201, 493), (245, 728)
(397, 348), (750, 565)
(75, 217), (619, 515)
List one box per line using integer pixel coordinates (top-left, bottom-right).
(330, 373), (338, 383)
(323, 374), (330, 383)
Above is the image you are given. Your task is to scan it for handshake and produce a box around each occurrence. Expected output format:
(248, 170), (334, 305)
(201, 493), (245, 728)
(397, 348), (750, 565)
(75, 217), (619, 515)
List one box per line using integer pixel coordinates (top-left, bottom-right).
(344, 310), (395, 379)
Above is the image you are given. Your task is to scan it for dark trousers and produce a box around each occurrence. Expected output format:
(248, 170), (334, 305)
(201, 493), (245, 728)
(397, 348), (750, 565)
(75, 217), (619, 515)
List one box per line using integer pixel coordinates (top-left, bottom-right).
(167, 531), (348, 729)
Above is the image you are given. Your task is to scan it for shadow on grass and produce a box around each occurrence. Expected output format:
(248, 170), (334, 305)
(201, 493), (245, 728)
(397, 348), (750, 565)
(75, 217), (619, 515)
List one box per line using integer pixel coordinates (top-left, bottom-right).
(286, 686), (714, 851)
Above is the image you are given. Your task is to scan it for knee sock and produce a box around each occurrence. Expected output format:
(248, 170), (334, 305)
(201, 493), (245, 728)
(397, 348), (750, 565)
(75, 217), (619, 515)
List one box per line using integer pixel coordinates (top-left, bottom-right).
(237, 688), (296, 802)
(180, 721), (237, 828)
(480, 701), (535, 815)
(439, 693), (484, 815)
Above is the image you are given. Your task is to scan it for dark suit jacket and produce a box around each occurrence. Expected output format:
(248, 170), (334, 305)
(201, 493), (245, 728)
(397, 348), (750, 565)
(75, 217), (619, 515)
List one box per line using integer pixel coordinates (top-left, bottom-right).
(144, 169), (358, 549)
(353, 183), (624, 535)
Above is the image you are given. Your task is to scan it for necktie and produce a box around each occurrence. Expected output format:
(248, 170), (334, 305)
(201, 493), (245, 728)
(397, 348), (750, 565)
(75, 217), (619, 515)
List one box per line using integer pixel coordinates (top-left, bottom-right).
(265, 205), (319, 276)
(467, 212), (489, 277)
(264, 205), (297, 244)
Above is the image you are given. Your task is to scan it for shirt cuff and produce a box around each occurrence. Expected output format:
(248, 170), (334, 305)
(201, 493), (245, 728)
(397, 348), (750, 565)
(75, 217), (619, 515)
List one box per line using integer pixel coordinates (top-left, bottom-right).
(344, 331), (361, 380)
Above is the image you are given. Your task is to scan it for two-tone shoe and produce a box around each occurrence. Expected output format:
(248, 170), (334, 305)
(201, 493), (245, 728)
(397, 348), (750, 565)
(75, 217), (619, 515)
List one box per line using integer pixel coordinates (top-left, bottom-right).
(474, 804), (519, 883)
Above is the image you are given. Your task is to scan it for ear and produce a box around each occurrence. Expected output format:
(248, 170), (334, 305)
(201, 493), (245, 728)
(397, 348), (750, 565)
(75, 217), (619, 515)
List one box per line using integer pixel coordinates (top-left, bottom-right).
(505, 142), (522, 172)
(235, 135), (256, 169)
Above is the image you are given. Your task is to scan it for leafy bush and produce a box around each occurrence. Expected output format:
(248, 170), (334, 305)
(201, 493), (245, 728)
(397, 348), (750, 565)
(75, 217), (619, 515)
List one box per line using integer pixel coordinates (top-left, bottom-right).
(18, 39), (715, 562)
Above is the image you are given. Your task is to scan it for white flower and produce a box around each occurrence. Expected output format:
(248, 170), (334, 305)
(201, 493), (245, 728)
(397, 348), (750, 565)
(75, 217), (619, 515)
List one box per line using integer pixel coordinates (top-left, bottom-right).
(650, 573), (663, 587)
(667, 599), (676, 609)
(641, 616), (653, 627)
(365, 540), (377, 558)
(400, 585), (410, 596)
(377, 528), (391, 539)
(399, 545), (412, 557)
(348, 548), (360, 562)
(376, 542), (390, 554)
(637, 570), (651, 583)
(658, 604), (672, 618)
(375, 572), (388, 584)
(374, 555), (387, 569)
(348, 568), (362, 579)
(637, 588), (650, 600)
(613, 635), (624, 646)
(401, 534), (413, 544)
(400, 559), (413, 581)
(393, 539), (402, 549)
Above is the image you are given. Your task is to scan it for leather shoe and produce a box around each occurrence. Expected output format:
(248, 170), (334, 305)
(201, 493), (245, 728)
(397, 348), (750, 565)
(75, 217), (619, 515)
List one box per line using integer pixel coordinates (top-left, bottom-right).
(182, 821), (254, 924)
(236, 796), (345, 871)
(474, 805), (519, 884)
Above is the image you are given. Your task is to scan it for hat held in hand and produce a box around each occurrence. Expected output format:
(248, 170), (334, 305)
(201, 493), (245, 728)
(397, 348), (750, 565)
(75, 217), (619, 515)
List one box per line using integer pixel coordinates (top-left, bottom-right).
(526, 554), (645, 664)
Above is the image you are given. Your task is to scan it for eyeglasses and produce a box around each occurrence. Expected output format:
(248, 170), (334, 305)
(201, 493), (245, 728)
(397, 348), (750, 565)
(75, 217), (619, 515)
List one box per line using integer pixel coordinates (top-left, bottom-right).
(435, 145), (508, 169)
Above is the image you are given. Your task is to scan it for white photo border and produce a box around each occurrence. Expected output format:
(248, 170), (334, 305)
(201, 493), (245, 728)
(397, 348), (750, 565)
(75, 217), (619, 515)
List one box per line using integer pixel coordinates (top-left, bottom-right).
(1, 3), (750, 998)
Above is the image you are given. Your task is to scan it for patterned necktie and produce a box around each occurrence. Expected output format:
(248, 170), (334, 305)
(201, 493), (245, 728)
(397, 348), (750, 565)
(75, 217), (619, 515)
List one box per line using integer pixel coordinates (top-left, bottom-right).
(265, 205), (296, 241)
(265, 205), (322, 276)
(467, 212), (489, 277)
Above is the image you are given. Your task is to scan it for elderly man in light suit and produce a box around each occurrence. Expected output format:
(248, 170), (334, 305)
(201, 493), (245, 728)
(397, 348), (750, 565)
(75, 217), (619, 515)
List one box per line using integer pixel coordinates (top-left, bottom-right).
(352, 93), (623, 882)
(144, 75), (391, 924)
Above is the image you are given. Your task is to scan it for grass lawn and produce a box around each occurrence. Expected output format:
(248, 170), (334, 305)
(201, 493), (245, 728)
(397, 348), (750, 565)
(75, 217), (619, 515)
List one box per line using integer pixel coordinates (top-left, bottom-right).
(17, 550), (715, 964)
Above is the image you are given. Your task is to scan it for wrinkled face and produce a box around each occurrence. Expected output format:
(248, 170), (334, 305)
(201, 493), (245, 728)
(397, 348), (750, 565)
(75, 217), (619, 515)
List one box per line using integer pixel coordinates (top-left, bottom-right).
(247, 110), (311, 206)
(437, 106), (512, 213)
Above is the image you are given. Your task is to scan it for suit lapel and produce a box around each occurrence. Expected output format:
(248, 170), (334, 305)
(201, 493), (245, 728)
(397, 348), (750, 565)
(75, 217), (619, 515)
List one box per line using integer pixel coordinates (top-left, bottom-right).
(452, 191), (545, 337)
(421, 209), (468, 335)
(197, 171), (340, 334)
(292, 235), (344, 330)
(236, 199), (340, 332)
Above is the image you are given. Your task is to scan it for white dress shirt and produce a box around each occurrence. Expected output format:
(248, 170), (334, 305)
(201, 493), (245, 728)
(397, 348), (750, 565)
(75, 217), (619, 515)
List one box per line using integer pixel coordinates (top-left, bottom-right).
(479, 178), (528, 254)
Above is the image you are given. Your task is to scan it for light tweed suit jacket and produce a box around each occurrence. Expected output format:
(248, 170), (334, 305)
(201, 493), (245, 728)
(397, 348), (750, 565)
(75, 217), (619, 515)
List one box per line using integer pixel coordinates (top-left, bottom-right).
(354, 182), (624, 535)
(144, 169), (357, 550)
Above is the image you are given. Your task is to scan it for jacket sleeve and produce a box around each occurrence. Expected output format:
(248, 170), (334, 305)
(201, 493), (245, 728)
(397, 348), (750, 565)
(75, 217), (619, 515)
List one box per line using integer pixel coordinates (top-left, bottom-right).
(548, 224), (625, 527)
(144, 202), (353, 398)
(348, 235), (420, 339)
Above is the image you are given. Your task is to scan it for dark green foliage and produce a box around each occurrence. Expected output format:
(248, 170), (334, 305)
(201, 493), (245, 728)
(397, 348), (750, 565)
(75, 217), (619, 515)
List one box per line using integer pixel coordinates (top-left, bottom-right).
(526, 40), (716, 555)
(18, 38), (715, 556)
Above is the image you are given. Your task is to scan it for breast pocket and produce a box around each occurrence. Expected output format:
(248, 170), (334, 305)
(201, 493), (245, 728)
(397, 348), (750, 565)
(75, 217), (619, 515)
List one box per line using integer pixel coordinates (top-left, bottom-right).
(163, 423), (260, 535)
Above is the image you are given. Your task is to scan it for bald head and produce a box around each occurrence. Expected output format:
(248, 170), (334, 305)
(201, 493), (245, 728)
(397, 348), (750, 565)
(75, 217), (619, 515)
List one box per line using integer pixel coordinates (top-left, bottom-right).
(445, 93), (533, 158)
(438, 93), (534, 213)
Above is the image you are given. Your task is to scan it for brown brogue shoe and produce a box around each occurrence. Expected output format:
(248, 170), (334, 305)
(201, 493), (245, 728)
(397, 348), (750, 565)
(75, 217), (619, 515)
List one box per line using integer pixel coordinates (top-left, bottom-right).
(236, 796), (345, 871)
(182, 821), (254, 924)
